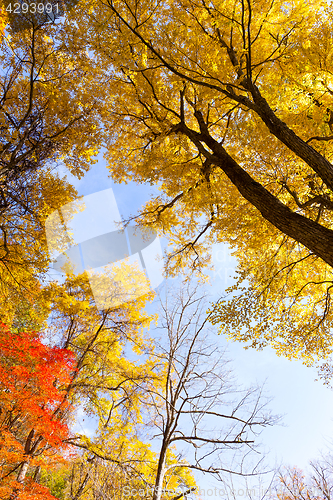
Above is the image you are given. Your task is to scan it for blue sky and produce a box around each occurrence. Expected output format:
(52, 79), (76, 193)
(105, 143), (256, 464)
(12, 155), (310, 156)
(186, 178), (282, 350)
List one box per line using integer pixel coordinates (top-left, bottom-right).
(56, 152), (333, 495)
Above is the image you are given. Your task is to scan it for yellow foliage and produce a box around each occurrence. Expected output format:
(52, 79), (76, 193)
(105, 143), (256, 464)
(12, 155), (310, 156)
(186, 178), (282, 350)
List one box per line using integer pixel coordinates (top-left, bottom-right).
(58, 0), (333, 364)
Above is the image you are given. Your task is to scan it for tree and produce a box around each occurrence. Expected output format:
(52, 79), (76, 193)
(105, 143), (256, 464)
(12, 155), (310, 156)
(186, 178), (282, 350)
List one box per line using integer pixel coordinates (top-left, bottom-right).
(39, 270), (169, 500)
(269, 456), (333, 500)
(0, 12), (107, 325)
(0, 5), (7, 38)
(0, 322), (76, 499)
(43, 269), (157, 411)
(128, 283), (276, 500)
(0, 266), (160, 499)
(65, 0), (333, 364)
(42, 276), (276, 500)
(209, 453), (333, 500)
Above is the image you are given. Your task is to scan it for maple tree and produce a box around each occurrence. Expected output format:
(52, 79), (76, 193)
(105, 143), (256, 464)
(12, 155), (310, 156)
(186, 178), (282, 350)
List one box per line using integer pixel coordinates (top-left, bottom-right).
(0, 322), (76, 499)
(55, 0), (333, 365)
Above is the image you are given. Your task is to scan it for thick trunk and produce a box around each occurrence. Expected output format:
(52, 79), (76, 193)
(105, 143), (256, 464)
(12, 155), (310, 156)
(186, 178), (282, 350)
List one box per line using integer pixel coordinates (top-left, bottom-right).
(227, 82), (333, 191)
(249, 85), (333, 191)
(212, 142), (333, 268)
(9, 461), (30, 500)
(181, 113), (333, 269)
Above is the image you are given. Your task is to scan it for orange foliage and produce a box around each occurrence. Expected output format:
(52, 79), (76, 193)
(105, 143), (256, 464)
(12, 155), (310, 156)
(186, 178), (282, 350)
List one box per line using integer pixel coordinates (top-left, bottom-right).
(0, 323), (76, 499)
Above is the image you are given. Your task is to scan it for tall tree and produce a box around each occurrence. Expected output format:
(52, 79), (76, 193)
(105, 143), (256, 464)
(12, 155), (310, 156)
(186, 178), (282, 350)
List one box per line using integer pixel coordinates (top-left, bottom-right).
(144, 283), (276, 500)
(0, 13), (106, 324)
(66, 0), (333, 364)
(39, 271), (170, 500)
(41, 277), (275, 500)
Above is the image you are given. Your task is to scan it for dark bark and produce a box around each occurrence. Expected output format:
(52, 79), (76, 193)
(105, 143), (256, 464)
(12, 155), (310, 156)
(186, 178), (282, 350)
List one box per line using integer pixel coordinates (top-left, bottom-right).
(104, 1), (333, 271)
(212, 143), (333, 268)
(176, 112), (333, 269)
(247, 83), (333, 191)
(152, 439), (168, 500)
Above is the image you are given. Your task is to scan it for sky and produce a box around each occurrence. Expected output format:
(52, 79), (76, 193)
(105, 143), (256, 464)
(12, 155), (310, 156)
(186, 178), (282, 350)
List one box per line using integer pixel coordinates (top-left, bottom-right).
(53, 152), (333, 497)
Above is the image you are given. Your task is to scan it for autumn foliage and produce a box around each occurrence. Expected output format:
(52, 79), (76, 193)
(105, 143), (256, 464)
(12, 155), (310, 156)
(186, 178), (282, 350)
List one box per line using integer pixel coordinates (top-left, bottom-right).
(55, 0), (333, 365)
(2, 0), (333, 496)
(0, 323), (76, 499)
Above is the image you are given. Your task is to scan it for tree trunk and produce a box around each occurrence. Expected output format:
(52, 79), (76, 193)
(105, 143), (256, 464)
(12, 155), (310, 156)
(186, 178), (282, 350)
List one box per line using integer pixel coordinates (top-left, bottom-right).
(179, 115), (333, 269)
(17, 461), (29, 483)
(153, 441), (168, 500)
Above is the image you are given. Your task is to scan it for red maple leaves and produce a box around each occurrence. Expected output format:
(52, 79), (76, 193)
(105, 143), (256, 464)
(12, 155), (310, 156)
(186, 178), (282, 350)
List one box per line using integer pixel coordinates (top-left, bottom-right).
(0, 323), (76, 499)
